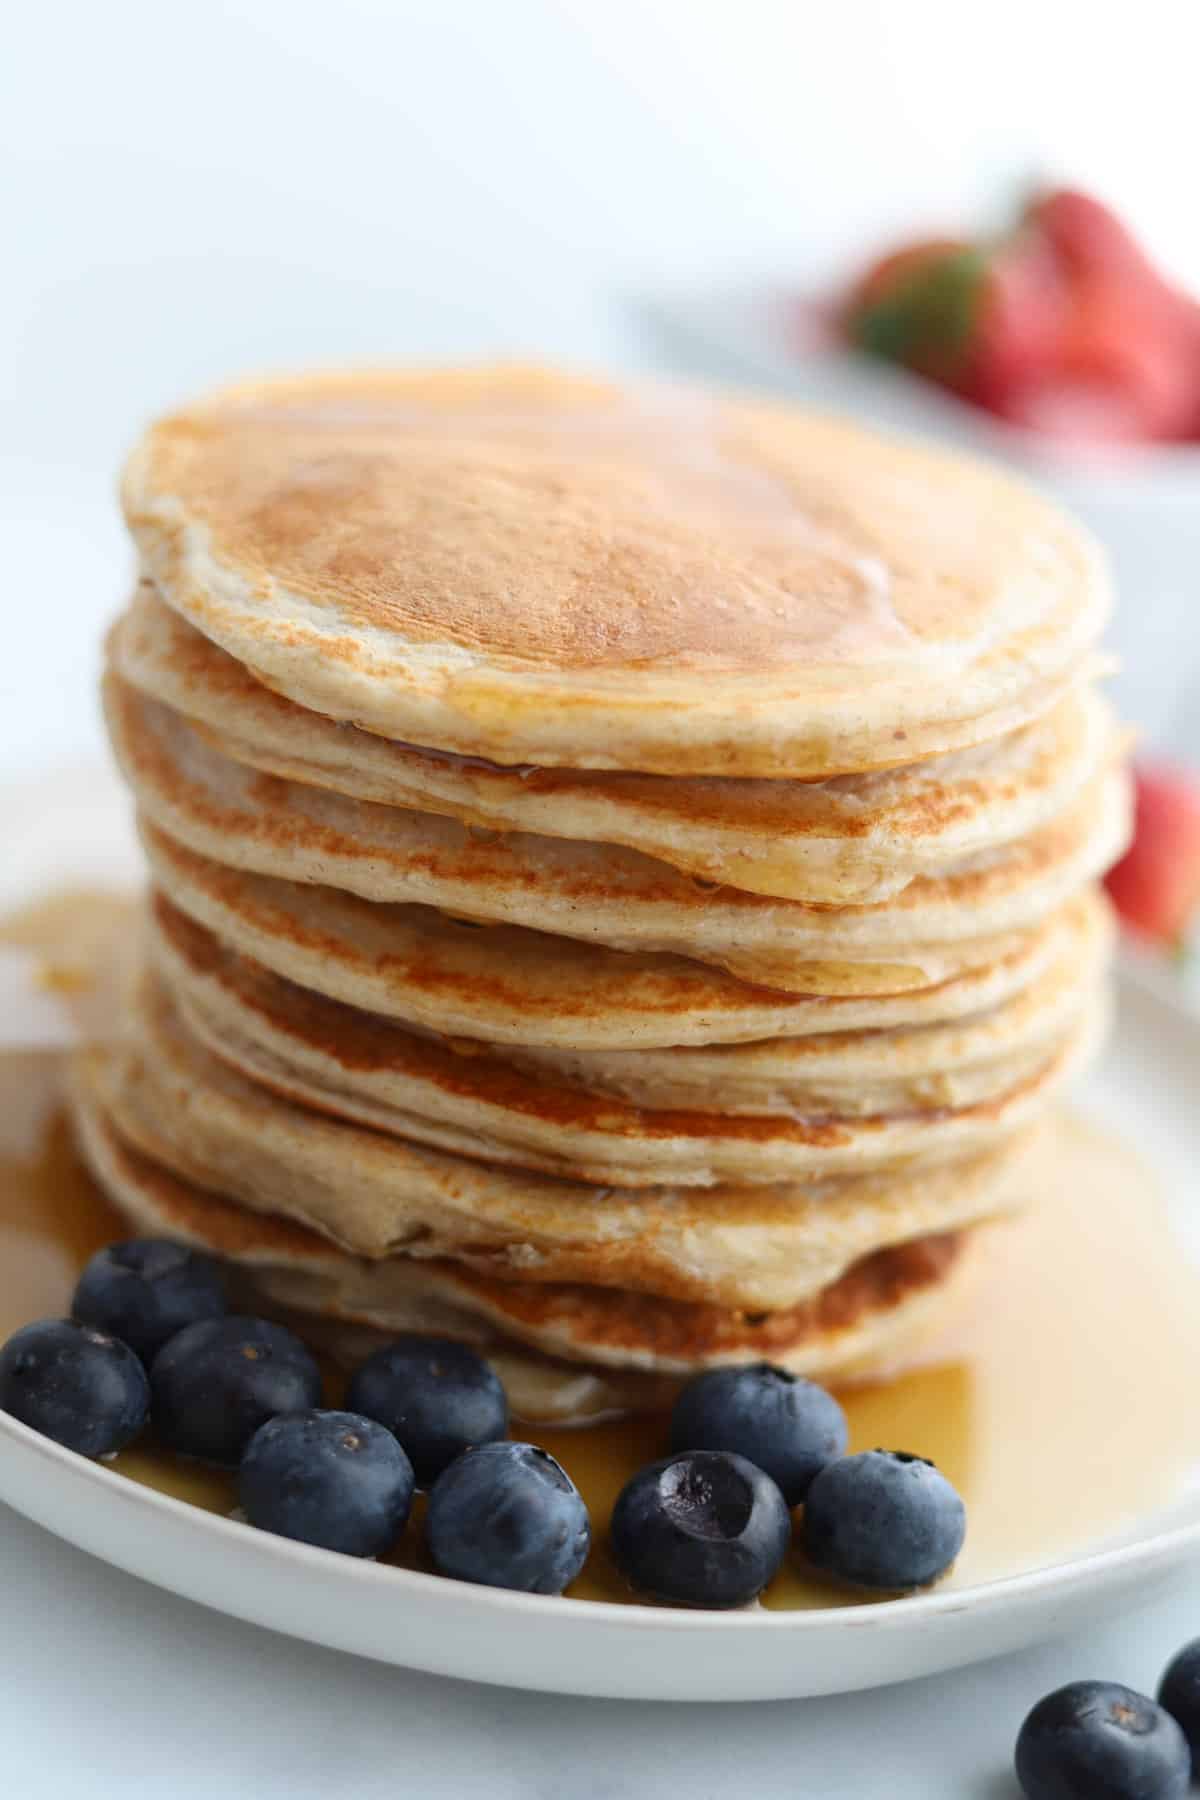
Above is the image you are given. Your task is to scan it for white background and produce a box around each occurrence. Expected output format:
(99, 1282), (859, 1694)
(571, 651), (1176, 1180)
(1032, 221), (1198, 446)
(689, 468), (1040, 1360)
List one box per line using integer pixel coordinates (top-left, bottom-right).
(6, 0), (1200, 778)
(6, 6), (1200, 1794)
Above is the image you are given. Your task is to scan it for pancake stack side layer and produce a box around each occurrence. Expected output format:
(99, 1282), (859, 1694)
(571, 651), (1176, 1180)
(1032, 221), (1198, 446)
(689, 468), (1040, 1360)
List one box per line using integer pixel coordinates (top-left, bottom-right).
(71, 364), (1129, 1422)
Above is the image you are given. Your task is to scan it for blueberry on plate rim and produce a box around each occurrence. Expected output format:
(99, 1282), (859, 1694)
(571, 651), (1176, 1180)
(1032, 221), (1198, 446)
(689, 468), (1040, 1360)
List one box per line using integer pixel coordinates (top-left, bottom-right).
(1158, 1636), (1200, 1763)
(1015, 1679), (1190, 1799)
(669, 1363), (848, 1505)
(72, 1236), (227, 1364)
(610, 1449), (791, 1609)
(800, 1448), (966, 1591)
(239, 1408), (415, 1557)
(425, 1440), (590, 1594)
(150, 1315), (322, 1466)
(0, 1317), (149, 1458)
(346, 1334), (508, 1487)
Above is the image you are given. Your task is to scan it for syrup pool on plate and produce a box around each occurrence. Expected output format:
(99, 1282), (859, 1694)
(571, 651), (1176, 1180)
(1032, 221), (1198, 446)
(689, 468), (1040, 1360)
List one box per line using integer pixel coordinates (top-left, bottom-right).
(4, 893), (1200, 1608)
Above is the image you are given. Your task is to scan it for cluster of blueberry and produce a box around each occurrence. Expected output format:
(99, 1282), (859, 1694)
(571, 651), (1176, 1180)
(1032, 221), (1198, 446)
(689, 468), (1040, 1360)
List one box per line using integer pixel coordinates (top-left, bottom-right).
(616, 1365), (964, 1607)
(0, 1235), (966, 1607)
(10, 1236), (1200, 1789)
(1016, 1655), (1200, 1799)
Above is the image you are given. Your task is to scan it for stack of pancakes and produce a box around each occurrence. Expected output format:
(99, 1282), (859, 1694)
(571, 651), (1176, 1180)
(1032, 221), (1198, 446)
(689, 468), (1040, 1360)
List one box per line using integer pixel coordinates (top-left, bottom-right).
(70, 366), (1127, 1423)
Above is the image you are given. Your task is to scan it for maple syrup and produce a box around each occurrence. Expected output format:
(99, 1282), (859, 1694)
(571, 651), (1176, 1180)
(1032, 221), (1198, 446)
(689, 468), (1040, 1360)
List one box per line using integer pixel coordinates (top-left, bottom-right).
(4, 897), (1200, 1607)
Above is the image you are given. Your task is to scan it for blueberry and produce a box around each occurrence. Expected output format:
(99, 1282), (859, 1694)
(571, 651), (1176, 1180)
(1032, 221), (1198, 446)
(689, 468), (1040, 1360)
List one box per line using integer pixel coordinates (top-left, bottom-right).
(150, 1316), (321, 1466)
(1158, 1639), (1200, 1766)
(239, 1409), (414, 1557)
(0, 1318), (149, 1457)
(426, 1441), (590, 1594)
(669, 1363), (847, 1504)
(610, 1450), (791, 1609)
(801, 1449), (965, 1590)
(346, 1335), (508, 1487)
(1016, 1681), (1189, 1798)
(72, 1237), (226, 1364)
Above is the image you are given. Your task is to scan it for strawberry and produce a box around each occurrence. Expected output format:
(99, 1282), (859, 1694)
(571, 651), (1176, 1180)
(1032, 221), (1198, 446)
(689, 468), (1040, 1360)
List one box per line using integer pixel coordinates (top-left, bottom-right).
(1025, 189), (1162, 290)
(842, 236), (1062, 400)
(1105, 763), (1200, 949)
(1064, 281), (1196, 440)
(838, 187), (1200, 442)
(992, 377), (1158, 445)
(963, 233), (1068, 409)
(995, 282), (1198, 442)
(1022, 190), (1200, 439)
(1173, 297), (1200, 437)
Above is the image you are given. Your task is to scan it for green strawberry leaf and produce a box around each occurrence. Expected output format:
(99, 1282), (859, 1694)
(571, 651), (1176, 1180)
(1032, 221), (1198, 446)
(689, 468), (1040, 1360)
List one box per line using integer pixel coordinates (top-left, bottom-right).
(849, 248), (989, 373)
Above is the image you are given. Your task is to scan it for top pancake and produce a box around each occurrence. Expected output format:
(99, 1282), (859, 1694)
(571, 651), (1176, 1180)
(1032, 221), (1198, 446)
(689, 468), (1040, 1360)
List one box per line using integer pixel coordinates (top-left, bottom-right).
(121, 365), (1111, 776)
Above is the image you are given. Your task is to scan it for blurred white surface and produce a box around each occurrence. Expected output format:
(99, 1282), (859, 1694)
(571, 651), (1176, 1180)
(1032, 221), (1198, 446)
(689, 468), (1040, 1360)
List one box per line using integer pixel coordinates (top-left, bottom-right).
(6, 0), (1200, 778)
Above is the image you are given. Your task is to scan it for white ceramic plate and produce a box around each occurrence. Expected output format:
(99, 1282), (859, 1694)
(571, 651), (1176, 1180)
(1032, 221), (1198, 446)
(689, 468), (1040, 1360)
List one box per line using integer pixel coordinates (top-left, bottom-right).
(2, 771), (1200, 1701)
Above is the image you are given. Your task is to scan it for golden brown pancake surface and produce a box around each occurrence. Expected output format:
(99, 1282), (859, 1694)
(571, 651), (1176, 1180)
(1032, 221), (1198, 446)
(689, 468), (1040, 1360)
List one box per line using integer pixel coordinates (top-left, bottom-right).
(122, 365), (1110, 774)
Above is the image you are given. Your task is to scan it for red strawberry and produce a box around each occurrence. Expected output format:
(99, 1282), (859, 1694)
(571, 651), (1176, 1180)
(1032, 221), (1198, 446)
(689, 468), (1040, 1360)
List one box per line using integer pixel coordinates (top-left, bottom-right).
(1020, 189), (1200, 439)
(842, 236), (1062, 400)
(995, 283), (1197, 442)
(1175, 297), (1200, 437)
(993, 377), (1158, 444)
(1105, 763), (1200, 948)
(838, 189), (1200, 442)
(1066, 281), (1196, 439)
(963, 233), (1068, 409)
(1025, 189), (1162, 290)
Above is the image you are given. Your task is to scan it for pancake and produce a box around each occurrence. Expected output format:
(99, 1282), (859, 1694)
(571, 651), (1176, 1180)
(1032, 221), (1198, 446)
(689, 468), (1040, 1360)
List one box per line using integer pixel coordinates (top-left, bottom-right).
(111, 586), (1116, 905)
(76, 971), (1037, 1304)
(506, 893), (1112, 1114)
(120, 365), (1110, 776)
(107, 675), (1130, 992)
(142, 823), (1090, 1049)
(69, 1073), (989, 1403)
(148, 893), (1105, 1189)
